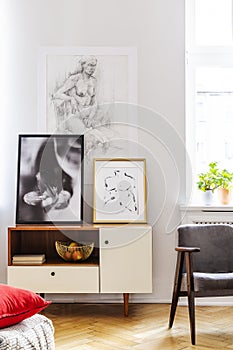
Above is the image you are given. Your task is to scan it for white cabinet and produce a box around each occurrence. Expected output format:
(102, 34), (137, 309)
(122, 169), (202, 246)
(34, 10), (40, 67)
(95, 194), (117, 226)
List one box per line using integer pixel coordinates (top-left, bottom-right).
(100, 226), (152, 293)
(7, 224), (152, 314)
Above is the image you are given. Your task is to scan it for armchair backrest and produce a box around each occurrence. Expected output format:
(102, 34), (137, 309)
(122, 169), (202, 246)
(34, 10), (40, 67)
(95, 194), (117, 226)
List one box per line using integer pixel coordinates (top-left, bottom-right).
(178, 224), (233, 273)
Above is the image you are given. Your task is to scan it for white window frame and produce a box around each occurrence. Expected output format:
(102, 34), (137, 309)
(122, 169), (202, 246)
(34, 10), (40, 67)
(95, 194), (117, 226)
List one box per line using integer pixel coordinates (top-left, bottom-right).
(185, 0), (233, 202)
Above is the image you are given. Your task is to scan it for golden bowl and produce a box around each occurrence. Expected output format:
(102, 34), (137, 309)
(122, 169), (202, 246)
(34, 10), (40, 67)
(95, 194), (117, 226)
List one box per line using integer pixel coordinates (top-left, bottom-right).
(55, 241), (94, 262)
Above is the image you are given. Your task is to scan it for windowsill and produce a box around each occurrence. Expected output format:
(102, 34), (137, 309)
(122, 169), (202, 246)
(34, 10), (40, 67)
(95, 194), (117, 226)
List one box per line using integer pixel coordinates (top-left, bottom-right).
(180, 204), (233, 212)
(181, 191), (233, 211)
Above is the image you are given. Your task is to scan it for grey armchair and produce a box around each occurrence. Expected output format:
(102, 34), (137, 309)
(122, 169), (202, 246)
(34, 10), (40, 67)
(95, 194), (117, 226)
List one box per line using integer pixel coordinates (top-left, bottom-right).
(169, 224), (233, 345)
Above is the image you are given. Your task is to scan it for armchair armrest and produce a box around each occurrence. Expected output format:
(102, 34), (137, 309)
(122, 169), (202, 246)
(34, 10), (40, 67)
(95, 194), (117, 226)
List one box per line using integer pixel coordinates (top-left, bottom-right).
(175, 247), (200, 253)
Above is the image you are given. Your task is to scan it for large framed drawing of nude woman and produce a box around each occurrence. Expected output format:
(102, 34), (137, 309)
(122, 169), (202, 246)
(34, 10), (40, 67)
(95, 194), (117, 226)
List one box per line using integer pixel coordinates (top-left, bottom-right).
(93, 158), (147, 223)
(16, 134), (84, 225)
(38, 47), (137, 158)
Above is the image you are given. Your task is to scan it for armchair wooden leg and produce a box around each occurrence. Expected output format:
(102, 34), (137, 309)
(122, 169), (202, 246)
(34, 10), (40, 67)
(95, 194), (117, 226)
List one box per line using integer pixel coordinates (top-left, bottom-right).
(185, 252), (196, 345)
(169, 251), (184, 328)
(187, 290), (195, 345)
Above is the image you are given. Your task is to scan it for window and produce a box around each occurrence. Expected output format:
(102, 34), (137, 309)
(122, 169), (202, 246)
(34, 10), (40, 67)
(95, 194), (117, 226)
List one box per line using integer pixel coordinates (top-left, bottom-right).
(195, 0), (232, 46)
(185, 0), (233, 200)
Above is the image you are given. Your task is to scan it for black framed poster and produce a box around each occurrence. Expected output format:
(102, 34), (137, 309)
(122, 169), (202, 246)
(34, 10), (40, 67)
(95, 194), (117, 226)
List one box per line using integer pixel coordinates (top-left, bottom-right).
(16, 134), (84, 224)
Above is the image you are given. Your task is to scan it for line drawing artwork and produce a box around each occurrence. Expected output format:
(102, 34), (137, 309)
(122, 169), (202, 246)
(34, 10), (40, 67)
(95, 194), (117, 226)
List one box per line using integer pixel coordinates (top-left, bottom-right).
(93, 158), (146, 223)
(93, 159), (146, 223)
(103, 169), (138, 214)
(46, 52), (132, 157)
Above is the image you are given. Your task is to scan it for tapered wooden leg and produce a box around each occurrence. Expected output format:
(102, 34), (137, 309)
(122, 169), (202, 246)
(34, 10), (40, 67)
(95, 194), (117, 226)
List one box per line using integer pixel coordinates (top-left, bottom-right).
(169, 251), (184, 328)
(185, 252), (196, 345)
(123, 293), (129, 316)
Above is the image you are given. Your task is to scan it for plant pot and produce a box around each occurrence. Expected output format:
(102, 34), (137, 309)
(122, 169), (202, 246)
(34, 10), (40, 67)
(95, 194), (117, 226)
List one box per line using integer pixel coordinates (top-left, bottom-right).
(218, 188), (231, 205)
(202, 190), (213, 206)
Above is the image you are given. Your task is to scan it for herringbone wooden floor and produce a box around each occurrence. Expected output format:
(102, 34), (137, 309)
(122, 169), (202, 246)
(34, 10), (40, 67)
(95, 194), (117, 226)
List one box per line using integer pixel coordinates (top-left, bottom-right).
(42, 303), (233, 349)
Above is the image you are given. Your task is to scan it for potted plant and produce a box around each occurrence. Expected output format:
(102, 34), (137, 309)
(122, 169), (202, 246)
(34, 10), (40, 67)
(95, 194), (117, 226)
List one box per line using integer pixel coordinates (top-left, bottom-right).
(216, 168), (233, 205)
(197, 162), (220, 205)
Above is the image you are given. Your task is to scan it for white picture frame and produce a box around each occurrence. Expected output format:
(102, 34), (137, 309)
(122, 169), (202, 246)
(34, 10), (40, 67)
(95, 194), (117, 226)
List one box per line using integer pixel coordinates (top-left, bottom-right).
(38, 46), (137, 136)
(93, 158), (147, 223)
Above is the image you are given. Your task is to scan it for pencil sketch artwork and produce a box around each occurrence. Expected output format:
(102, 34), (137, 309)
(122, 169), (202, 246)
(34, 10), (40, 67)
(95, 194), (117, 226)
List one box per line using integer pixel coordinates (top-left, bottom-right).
(103, 169), (138, 215)
(46, 53), (130, 157)
(51, 56), (99, 129)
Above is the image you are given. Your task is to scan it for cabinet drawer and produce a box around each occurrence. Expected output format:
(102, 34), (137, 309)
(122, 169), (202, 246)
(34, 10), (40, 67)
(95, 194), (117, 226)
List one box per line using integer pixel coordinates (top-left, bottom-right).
(8, 266), (99, 293)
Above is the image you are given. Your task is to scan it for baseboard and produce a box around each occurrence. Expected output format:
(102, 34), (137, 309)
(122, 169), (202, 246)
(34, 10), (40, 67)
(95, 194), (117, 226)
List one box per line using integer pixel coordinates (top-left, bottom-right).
(45, 293), (233, 306)
(45, 293), (168, 304)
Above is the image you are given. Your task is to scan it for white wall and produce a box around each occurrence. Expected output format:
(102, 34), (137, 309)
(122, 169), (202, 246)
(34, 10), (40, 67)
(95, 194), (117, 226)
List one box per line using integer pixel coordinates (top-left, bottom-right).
(0, 0), (185, 303)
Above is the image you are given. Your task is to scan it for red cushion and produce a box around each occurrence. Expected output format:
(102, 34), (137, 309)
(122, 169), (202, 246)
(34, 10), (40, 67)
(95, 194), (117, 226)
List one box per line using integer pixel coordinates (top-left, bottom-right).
(0, 284), (51, 328)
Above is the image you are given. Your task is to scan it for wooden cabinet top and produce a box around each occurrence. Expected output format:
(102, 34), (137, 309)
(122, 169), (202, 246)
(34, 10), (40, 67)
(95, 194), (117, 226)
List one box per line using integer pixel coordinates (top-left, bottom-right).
(9, 224), (152, 231)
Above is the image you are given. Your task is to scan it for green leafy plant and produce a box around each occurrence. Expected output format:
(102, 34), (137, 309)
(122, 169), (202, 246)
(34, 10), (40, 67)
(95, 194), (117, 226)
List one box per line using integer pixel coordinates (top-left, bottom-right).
(216, 168), (233, 190)
(197, 162), (220, 192)
(197, 162), (233, 193)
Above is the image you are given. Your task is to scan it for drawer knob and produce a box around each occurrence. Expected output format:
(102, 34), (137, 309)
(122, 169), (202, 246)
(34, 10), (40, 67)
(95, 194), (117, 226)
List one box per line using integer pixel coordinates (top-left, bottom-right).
(51, 272), (55, 276)
(104, 240), (109, 245)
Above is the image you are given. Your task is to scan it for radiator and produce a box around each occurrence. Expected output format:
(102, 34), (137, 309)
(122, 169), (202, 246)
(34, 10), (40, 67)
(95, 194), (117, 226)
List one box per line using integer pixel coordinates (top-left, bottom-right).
(193, 219), (233, 225)
(180, 207), (233, 225)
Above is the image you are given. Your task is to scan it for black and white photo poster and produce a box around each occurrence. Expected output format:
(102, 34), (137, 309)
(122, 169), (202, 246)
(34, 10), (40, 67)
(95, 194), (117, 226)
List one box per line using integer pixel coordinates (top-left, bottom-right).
(16, 134), (84, 224)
